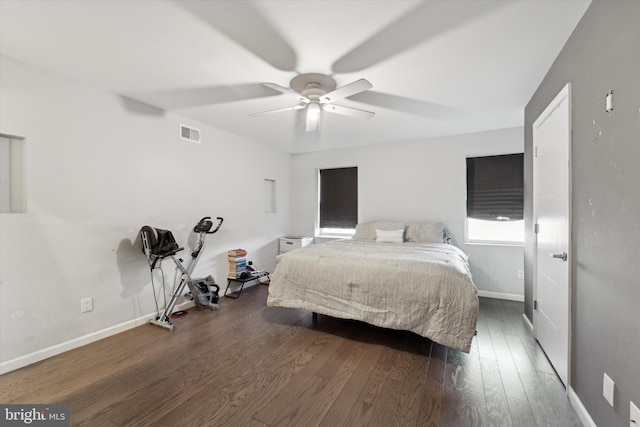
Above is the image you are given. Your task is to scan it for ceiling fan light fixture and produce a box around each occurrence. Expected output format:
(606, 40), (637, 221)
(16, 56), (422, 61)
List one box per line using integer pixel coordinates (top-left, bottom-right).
(307, 102), (321, 118)
(306, 102), (321, 132)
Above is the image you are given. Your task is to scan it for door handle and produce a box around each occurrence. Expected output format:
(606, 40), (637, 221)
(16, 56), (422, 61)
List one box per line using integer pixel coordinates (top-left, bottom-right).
(551, 252), (568, 262)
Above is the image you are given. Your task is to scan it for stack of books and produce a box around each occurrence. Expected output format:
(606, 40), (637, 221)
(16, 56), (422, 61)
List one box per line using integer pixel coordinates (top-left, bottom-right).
(228, 249), (247, 279)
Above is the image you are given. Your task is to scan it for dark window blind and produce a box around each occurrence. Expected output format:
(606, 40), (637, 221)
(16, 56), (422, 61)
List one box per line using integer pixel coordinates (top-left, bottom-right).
(466, 153), (523, 221)
(319, 167), (358, 228)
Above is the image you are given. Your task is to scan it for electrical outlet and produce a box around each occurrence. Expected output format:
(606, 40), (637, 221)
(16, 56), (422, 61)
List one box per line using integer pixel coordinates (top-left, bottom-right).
(518, 270), (525, 280)
(603, 373), (615, 407)
(631, 401), (639, 427)
(80, 297), (93, 313)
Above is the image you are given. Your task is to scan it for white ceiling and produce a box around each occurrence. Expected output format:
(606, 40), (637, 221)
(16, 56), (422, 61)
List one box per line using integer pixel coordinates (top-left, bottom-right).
(0, 0), (590, 153)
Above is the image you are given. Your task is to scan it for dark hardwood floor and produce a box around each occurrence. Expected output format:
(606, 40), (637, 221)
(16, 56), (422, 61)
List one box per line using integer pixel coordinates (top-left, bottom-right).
(0, 284), (582, 426)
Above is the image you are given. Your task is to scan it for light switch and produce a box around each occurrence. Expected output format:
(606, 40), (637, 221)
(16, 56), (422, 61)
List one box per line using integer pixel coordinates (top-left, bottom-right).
(603, 373), (615, 407)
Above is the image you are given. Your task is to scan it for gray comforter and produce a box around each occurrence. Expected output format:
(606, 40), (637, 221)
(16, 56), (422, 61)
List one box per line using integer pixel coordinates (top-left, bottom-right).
(266, 239), (478, 352)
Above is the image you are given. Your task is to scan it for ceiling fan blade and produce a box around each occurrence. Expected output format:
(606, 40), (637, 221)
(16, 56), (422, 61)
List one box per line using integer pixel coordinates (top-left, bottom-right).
(176, 1), (296, 72)
(262, 83), (310, 103)
(331, 2), (503, 73)
(128, 83), (279, 110)
(349, 91), (461, 120)
(323, 104), (375, 120)
(319, 79), (372, 104)
(250, 104), (305, 117)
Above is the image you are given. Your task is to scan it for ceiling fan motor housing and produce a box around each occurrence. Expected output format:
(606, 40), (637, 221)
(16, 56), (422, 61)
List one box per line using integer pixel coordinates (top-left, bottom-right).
(301, 82), (326, 102)
(290, 73), (337, 94)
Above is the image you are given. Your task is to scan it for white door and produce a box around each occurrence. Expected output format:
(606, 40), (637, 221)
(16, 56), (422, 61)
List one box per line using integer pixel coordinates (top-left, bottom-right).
(533, 83), (571, 387)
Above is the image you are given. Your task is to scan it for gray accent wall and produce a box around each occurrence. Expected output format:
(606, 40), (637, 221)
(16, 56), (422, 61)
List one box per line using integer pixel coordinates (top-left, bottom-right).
(524, 2), (640, 426)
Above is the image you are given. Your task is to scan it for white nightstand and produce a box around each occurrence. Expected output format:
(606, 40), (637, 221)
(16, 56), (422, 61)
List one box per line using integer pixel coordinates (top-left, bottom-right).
(279, 236), (313, 254)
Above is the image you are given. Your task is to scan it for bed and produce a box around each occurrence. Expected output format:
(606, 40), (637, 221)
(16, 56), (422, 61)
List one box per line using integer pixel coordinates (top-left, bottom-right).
(266, 221), (479, 352)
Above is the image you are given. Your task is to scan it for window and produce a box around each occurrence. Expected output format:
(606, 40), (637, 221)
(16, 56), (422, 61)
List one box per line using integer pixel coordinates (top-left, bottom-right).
(466, 153), (523, 244)
(317, 167), (357, 236)
(1, 135), (26, 213)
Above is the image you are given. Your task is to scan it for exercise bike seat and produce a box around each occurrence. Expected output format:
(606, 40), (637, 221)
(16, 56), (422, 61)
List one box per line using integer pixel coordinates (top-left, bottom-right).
(140, 226), (183, 259)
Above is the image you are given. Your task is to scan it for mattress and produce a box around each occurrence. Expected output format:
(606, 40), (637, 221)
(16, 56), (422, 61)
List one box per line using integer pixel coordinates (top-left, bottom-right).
(266, 239), (479, 352)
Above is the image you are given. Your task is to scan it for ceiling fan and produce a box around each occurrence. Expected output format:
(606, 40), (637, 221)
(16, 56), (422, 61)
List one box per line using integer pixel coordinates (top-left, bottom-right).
(251, 73), (375, 132)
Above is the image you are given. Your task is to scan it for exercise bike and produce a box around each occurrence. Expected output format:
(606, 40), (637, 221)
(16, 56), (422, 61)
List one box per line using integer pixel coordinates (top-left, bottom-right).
(140, 216), (223, 331)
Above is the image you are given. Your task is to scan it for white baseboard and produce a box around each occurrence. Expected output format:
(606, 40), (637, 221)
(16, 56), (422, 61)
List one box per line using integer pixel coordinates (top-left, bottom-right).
(0, 301), (195, 375)
(476, 290), (524, 302)
(520, 316), (592, 427)
(568, 386), (597, 427)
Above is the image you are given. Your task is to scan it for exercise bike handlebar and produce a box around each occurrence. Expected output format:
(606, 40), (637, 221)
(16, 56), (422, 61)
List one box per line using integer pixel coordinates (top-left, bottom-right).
(208, 217), (224, 234)
(190, 216), (223, 258)
(193, 216), (224, 234)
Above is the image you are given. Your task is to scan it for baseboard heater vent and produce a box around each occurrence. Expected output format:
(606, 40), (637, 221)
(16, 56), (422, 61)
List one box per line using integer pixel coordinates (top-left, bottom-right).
(180, 124), (201, 143)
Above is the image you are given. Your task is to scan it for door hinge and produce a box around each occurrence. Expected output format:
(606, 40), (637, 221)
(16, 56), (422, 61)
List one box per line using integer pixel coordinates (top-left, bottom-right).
(534, 146), (538, 158)
(534, 223), (539, 234)
(534, 300), (538, 310)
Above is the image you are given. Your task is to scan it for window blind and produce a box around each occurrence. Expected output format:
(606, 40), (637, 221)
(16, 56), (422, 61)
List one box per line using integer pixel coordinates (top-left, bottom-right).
(466, 153), (523, 221)
(319, 167), (358, 228)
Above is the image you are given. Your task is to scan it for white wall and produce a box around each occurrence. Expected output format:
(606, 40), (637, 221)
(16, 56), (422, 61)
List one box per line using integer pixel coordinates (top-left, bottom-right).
(0, 55), (290, 372)
(290, 127), (524, 300)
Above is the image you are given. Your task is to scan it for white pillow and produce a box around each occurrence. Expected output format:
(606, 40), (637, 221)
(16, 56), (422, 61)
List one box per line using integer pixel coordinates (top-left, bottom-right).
(375, 229), (404, 243)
